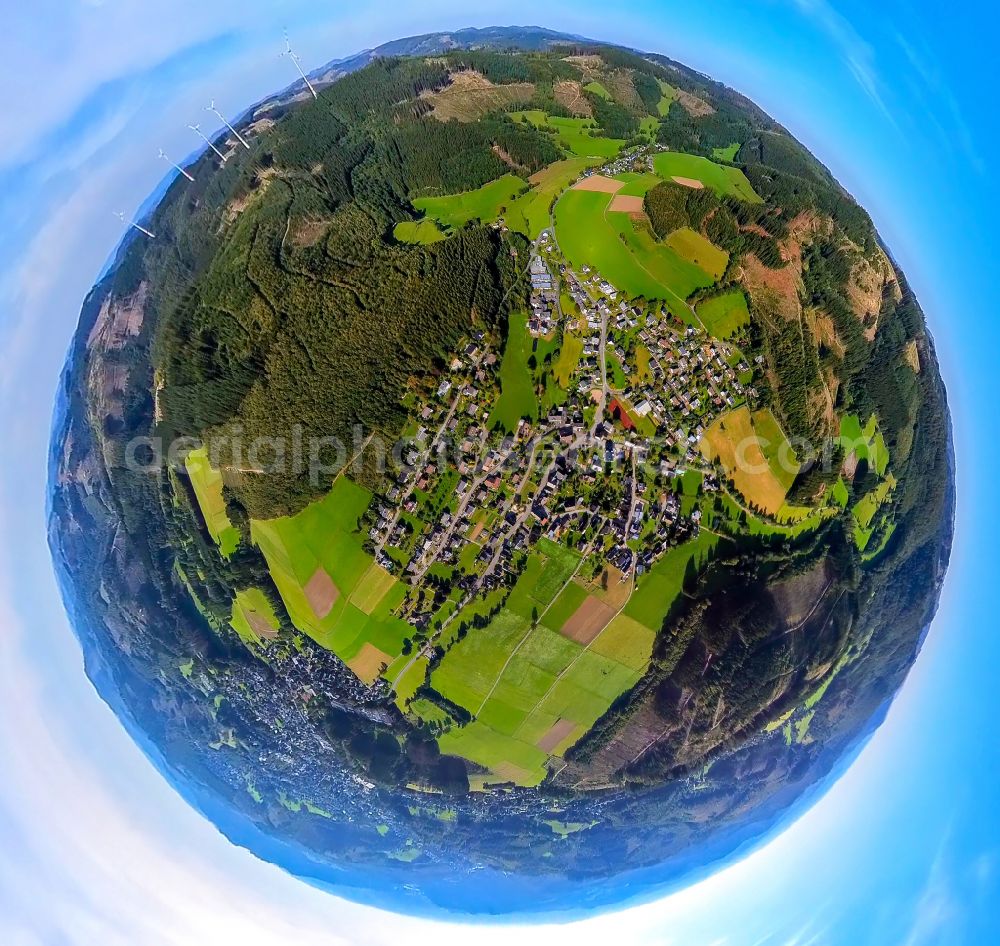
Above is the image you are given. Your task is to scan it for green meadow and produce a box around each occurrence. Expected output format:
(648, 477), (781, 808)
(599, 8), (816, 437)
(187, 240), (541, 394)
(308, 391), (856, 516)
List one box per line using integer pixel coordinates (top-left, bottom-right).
(413, 174), (526, 230)
(505, 156), (600, 239)
(839, 413), (890, 476)
(488, 311), (538, 431)
(625, 532), (718, 630)
(665, 227), (729, 279)
(696, 289), (751, 338)
(652, 152), (761, 202)
(510, 111), (624, 159)
(393, 218), (446, 244)
(552, 331), (584, 388)
(656, 80), (677, 116)
(754, 408), (800, 492)
(614, 172), (663, 197)
(250, 477), (411, 677)
(185, 446), (240, 557)
(230, 588), (279, 645)
(712, 142), (741, 162)
(554, 189), (714, 308)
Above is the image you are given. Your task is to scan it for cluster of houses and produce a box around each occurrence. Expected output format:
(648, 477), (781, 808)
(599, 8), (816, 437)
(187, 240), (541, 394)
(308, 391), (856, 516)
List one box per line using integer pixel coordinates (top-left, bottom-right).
(527, 242), (559, 338)
(362, 224), (756, 635)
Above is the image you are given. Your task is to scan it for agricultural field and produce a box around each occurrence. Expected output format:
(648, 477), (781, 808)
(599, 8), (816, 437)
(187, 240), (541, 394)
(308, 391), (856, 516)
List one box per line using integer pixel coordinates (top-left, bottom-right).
(423, 529), (719, 787)
(509, 111), (624, 158)
(665, 227), (729, 279)
(696, 289), (751, 338)
(613, 172), (664, 197)
(393, 218), (446, 245)
(250, 477), (411, 682)
(700, 406), (799, 515)
(413, 174), (526, 231)
(712, 142), (741, 162)
(488, 311), (538, 431)
(504, 157), (600, 239)
(554, 189), (714, 309)
(753, 407), (801, 493)
(552, 331), (584, 388)
(184, 447), (240, 557)
(230, 588), (280, 645)
(652, 152), (761, 202)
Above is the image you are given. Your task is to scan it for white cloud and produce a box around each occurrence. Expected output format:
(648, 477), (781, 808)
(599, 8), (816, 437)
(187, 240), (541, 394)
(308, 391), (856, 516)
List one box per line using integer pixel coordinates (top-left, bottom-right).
(788, 0), (897, 127)
(892, 30), (985, 175)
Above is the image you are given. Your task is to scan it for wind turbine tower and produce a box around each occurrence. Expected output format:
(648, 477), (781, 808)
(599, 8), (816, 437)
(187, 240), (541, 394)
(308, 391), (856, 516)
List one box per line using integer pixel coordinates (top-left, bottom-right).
(187, 123), (228, 164)
(114, 211), (155, 239)
(158, 149), (195, 182)
(282, 33), (318, 100)
(206, 100), (251, 151)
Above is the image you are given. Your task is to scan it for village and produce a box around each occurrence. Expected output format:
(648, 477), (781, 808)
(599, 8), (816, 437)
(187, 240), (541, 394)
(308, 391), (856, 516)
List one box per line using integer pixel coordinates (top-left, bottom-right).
(364, 224), (746, 640)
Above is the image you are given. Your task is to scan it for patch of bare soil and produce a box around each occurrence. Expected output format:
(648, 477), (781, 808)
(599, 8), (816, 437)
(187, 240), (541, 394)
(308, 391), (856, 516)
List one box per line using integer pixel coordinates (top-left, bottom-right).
(560, 595), (616, 645)
(244, 117), (276, 137)
(769, 560), (832, 631)
(87, 282), (148, 351)
(491, 142), (526, 172)
(739, 212), (827, 322)
(609, 194), (645, 213)
(740, 255), (801, 321)
(807, 307), (845, 358)
(606, 69), (642, 110)
(572, 174), (625, 193)
(223, 167), (277, 225)
(537, 718), (576, 753)
(422, 70), (534, 122)
(553, 79), (592, 117)
(842, 450), (859, 481)
(676, 89), (715, 117)
(672, 175), (705, 190)
(244, 607), (279, 641)
(562, 55), (604, 80)
(905, 339), (921, 373)
(304, 567), (339, 619)
(288, 217), (330, 248)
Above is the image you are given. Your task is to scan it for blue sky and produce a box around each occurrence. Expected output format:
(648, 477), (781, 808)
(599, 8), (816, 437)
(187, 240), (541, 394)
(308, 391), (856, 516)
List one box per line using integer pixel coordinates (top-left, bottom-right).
(0, 1), (997, 942)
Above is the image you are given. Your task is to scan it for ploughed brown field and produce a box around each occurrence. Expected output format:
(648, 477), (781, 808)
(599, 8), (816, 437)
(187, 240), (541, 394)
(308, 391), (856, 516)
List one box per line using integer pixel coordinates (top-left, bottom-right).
(561, 594), (616, 644)
(572, 174), (624, 194)
(608, 194), (645, 213)
(536, 718), (576, 753)
(304, 566), (339, 619)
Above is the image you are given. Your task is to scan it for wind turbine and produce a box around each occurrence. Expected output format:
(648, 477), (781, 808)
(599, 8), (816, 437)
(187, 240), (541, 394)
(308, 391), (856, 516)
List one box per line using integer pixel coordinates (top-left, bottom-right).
(114, 210), (155, 239)
(187, 122), (228, 164)
(282, 32), (317, 100)
(158, 148), (195, 182)
(206, 99), (250, 150)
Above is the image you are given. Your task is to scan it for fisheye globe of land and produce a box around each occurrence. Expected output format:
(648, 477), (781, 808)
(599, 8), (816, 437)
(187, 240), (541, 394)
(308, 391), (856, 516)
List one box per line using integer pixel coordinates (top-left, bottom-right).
(50, 28), (952, 915)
